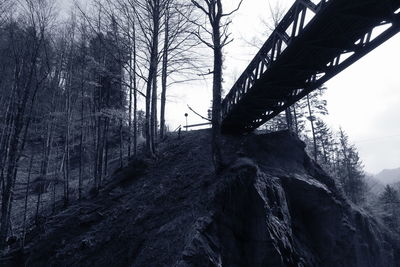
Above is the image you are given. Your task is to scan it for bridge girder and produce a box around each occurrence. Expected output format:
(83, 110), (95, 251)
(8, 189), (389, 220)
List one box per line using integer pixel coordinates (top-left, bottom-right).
(221, 0), (400, 134)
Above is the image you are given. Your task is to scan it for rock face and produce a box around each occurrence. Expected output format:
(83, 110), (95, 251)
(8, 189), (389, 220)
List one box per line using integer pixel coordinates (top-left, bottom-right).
(177, 132), (399, 267)
(2, 131), (399, 267)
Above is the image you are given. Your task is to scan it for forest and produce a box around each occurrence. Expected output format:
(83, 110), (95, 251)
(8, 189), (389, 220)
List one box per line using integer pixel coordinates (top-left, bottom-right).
(0, 0), (399, 263)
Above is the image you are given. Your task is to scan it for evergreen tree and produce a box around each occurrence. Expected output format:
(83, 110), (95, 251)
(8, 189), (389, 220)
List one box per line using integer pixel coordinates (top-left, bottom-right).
(336, 129), (366, 204)
(379, 185), (400, 231)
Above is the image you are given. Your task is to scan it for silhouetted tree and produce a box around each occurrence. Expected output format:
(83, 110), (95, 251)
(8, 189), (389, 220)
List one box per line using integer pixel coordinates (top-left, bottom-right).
(191, 0), (243, 172)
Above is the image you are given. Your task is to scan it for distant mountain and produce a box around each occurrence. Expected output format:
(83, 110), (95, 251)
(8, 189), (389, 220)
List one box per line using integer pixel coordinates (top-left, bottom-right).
(364, 175), (385, 195)
(374, 167), (400, 185)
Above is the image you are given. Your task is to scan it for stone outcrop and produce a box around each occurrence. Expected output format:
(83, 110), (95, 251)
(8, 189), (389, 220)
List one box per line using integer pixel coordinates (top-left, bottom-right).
(177, 132), (400, 267)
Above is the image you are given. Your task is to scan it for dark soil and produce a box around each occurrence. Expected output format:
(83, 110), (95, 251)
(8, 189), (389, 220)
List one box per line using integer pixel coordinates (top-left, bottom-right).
(2, 130), (216, 266)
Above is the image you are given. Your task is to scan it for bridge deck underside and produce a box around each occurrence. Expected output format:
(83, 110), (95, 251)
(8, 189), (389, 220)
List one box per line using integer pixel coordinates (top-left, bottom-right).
(221, 0), (400, 134)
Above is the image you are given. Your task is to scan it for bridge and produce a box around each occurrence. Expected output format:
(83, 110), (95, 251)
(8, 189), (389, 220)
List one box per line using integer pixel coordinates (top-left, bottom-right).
(221, 0), (400, 134)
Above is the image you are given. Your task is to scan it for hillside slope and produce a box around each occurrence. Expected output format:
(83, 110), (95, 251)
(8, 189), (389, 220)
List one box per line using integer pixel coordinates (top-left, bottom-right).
(2, 130), (399, 267)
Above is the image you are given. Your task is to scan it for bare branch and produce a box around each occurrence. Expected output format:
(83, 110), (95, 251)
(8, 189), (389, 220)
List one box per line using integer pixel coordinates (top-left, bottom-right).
(221, 0), (244, 17)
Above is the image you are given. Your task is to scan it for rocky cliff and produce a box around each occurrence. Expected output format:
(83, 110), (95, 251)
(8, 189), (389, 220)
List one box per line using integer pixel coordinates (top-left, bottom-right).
(2, 130), (399, 267)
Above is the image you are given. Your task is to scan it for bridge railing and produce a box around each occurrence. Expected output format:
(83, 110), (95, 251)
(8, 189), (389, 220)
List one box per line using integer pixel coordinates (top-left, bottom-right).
(221, 0), (329, 119)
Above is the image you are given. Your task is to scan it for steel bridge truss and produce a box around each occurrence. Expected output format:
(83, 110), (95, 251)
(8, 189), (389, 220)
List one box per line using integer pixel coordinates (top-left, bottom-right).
(221, 0), (400, 134)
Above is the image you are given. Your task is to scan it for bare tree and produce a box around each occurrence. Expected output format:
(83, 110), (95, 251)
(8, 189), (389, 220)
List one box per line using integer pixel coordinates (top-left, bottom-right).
(0, 0), (12, 26)
(160, 1), (200, 139)
(133, 0), (169, 156)
(0, 0), (54, 248)
(191, 0), (243, 172)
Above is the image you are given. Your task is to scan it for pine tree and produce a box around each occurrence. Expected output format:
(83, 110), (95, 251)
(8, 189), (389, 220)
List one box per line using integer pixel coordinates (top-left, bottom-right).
(337, 129), (366, 204)
(379, 185), (400, 231)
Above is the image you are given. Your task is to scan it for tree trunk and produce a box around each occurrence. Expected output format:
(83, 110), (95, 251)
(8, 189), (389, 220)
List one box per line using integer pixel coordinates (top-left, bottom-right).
(307, 94), (317, 162)
(0, 86), (16, 185)
(293, 104), (299, 135)
(160, 5), (169, 140)
(22, 154), (34, 248)
(0, 83), (34, 248)
(133, 78), (137, 156)
(151, 69), (158, 150)
(145, 78), (153, 156)
(145, 0), (161, 157)
(119, 118), (123, 168)
(36, 114), (53, 221)
(128, 53), (133, 158)
(211, 17), (223, 172)
(64, 87), (70, 207)
(133, 25), (138, 156)
(119, 79), (124, 168)
(95, 116), (103, 193)
(56, 150), (66, 213)
(102, 118), (109, 182)
(79, 84), (84, 200)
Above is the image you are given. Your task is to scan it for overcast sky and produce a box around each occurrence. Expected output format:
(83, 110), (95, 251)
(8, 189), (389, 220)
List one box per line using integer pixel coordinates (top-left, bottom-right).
(165, 0), (400, 174)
